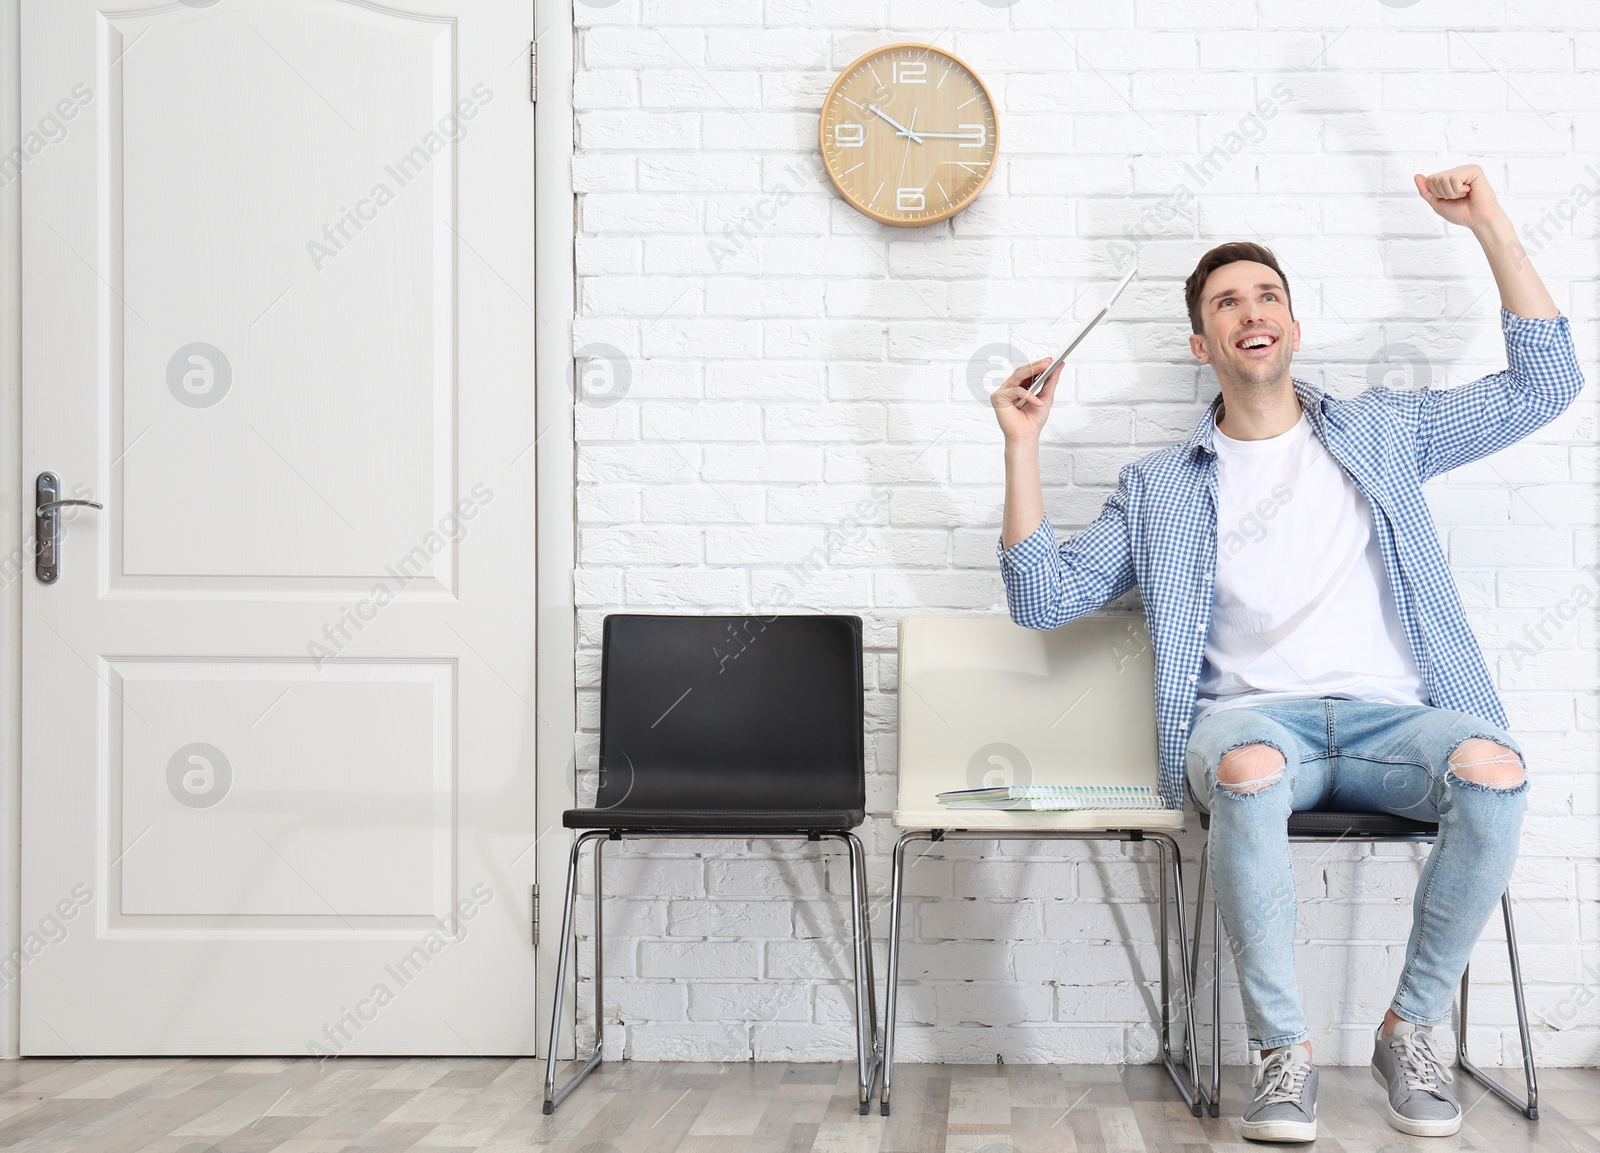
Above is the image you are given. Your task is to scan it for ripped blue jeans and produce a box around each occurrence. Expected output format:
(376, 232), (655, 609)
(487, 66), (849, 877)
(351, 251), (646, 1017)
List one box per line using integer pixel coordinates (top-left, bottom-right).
(1186, 698), (1527, 1051)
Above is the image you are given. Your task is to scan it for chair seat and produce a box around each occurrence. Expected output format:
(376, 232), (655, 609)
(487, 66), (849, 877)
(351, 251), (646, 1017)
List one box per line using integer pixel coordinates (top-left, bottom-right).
(1197, 809), (1438, 837)
(564, 807), (864, 832)
(892, 807), (1185, 831)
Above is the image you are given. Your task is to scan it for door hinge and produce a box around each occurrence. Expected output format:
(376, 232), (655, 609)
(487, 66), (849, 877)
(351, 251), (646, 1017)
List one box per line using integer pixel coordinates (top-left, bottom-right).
(531, 882), (540, 947)
(529, 40), (537, 103)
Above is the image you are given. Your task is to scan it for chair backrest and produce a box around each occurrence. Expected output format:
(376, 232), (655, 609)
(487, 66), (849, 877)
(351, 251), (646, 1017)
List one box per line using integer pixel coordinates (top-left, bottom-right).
(598, 614), (864, 813)
(897, 614), (1159, 809)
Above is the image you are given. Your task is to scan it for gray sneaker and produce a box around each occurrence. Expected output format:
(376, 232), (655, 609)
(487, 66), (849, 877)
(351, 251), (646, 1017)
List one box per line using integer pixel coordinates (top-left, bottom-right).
(1371, 1021), (1461, 1137)
(1241, 1042), (1318, 1143)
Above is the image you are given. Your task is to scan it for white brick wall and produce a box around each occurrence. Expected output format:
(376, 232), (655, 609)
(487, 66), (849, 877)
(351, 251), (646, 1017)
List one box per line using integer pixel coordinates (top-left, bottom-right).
(569, 0), (1600, 1067)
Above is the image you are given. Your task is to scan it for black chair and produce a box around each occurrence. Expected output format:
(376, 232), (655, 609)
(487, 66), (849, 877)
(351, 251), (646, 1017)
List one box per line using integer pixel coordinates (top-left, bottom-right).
(543, 614), (881, 1114)
(1191, 810), (1538, 1119)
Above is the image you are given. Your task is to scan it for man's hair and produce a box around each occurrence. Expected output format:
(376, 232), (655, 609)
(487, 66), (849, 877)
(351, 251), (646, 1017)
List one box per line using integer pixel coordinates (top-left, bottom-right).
(1184, 241), (1293, 334)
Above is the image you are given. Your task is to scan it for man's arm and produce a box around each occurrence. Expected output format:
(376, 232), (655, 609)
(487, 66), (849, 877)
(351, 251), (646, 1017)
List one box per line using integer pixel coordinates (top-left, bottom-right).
(1386, 164), (1584, 479)
(992, 360), (1137, 629)
(997, 357), (1056, 548)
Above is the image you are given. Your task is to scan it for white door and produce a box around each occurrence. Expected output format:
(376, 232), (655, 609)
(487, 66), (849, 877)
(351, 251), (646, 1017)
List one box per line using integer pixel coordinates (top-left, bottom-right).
(20, 0), (541, 1055)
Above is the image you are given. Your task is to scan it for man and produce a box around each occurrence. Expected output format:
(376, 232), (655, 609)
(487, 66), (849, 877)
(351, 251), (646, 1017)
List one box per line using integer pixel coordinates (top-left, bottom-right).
(990, 165), (1582, 1142)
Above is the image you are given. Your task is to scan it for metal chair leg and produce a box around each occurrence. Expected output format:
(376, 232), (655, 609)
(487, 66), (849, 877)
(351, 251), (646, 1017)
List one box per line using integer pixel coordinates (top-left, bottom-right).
(1209, 881), (1221, 1115)
(1158, 837), (1172, 1050)
(1192, 839), (1222, 1116)
(1457, 887), (1539, 1120)
(1151, 833), (1206, 1116)
(1190, 839), (1208, 1033)
(1173, 838), (1207, 1115)
(594, 837), (605, 1051)
(855, 833), (881, 1064)
(878, 830), (919, 1116)
(1503, 890), (1540, 1118)
(543, 831), (607, 1114)
(842, 832), (880, 1114)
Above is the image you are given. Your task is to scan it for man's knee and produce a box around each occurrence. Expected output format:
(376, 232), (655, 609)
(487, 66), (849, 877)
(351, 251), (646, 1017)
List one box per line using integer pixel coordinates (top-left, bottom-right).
(1217, 743), (1287, 794)
(1447, 738), (1524, 789)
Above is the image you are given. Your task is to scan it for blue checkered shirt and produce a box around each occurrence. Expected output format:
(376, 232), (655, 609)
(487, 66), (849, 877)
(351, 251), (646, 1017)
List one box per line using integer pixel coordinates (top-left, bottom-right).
(998, 308), (1584, 809)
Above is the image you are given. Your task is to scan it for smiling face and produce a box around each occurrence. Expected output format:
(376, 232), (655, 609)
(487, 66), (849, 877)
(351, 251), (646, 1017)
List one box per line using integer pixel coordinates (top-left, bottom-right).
(1187, 259), (1301, 390)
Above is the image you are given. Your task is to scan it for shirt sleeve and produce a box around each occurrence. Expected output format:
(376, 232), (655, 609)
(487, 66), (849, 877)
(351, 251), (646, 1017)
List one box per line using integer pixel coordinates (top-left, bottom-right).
(1378, 307), (1585, 481)
(995, 465), (1139, 630)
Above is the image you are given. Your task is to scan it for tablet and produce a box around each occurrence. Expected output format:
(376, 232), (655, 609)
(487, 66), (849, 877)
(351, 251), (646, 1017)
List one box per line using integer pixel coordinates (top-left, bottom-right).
(1021, 266), (1138, 403)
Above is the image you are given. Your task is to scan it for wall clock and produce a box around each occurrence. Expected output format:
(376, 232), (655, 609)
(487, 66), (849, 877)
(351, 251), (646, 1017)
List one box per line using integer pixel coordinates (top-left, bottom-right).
(819, 42), (999, 227)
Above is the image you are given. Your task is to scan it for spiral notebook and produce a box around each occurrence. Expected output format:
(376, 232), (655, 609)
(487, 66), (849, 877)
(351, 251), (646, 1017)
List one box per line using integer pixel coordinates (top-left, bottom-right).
(936, 784), (1163, 811)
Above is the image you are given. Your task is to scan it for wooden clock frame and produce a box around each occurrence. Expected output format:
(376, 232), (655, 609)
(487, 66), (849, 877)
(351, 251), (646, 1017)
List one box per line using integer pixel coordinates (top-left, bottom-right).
(818, 42), (1000, 228)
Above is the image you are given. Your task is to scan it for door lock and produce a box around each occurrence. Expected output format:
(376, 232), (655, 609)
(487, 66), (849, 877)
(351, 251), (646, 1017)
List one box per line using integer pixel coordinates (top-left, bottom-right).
(35, 472), (103, 583)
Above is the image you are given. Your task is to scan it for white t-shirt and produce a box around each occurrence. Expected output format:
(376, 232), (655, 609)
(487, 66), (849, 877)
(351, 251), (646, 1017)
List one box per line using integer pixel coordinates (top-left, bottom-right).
(1194, 412), (1428, 722)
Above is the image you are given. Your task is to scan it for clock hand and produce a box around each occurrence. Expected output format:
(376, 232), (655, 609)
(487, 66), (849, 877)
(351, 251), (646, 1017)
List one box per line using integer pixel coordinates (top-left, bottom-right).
(895, 127), (986, 143)
(866, 103), (922, 144)
(893, 108), (918, 197)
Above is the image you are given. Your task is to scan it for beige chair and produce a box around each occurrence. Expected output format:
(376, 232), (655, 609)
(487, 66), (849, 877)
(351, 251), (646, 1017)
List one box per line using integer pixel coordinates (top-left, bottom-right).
(879, 613), (1204, 1115)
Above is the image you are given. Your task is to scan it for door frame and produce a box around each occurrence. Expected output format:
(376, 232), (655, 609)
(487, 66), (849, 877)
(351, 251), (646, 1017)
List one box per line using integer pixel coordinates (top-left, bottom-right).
(0, 0), (578, 1059)
(531, 0), (578, 1063)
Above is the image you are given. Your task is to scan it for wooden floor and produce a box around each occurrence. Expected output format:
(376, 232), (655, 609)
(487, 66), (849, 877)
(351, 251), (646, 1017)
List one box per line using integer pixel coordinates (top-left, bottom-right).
(0, 1056), (1594, 1152)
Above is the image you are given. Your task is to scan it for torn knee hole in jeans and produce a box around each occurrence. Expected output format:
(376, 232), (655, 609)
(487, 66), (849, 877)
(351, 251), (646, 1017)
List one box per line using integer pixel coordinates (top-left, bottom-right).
(1217, 743), (1287, 795)
(1446, 738), (1525, 790)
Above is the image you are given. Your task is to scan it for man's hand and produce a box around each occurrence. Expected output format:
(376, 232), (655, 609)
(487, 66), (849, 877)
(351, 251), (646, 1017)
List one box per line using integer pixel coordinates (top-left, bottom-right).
(1415, 162), (1558, 320)
(991, 357), (1062, 443)
(994, 357), (1059, 548)
(1413, 164), (1505, 232)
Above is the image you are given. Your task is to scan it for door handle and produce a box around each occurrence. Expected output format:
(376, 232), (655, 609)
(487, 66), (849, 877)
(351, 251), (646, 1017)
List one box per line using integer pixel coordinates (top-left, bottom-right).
(35, 472), (102, 584)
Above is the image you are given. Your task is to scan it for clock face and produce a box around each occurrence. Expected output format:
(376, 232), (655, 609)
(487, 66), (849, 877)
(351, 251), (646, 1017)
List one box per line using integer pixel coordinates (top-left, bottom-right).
(819, 43), (999, 227)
